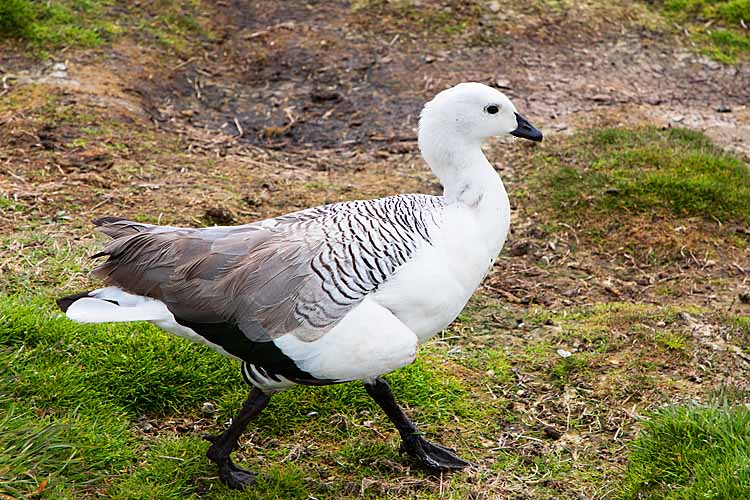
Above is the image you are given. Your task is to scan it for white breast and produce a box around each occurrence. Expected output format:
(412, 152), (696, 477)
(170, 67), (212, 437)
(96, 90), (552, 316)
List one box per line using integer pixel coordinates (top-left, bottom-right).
(372, 182), (510, 343)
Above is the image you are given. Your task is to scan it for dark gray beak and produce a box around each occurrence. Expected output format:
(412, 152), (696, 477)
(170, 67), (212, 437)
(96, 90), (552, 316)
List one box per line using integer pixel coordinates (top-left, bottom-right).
(510, 112), (543, 142)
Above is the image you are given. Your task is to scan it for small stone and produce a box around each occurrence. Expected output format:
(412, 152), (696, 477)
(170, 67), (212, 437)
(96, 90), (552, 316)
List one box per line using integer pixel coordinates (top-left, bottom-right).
(203, 206), (235, 225)
(423, 55), (436, 63)
(200, 402), (216, 417)
(556, 348), (572, 358)
(543, 426), (562, 440)
(494, 78), (512, 89)
(49, 62), (67, 79)
(306, 411), (319, 417)
(716, 105), (732, 113)
(488, 1), (501, 13)
(671, 115), (685, 123)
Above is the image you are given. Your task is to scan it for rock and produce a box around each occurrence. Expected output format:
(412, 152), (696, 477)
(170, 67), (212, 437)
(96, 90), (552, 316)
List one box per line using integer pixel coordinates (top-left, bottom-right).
(310, 89), (341, 102)
(49, 62), (67, 79)
(556, 348), (572, 358)
(488, 1), (501, 13)
(494, 78), (512, 89)
(204, 206), (235, 225)
(716, 105), (732, 113)
(200, 402), (216, 417)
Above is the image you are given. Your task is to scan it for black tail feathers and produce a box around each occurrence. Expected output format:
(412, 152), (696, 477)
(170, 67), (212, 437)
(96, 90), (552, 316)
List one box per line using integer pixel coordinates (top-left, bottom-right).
(56, 291), (93, 313)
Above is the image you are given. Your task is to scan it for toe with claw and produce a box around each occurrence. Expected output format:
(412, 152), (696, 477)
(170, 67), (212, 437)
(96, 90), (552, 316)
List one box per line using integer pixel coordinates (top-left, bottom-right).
(400, 434), (473, 471)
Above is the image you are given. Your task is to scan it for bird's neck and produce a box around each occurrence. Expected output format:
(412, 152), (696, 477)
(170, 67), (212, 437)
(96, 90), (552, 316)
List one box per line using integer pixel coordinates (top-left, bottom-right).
(419, 130), (504, 206)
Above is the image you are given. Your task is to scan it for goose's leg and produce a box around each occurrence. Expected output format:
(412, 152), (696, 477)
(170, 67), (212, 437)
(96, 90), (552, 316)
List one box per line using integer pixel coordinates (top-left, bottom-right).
(364, 377), (471, 471)
(204, 387), (271, 489)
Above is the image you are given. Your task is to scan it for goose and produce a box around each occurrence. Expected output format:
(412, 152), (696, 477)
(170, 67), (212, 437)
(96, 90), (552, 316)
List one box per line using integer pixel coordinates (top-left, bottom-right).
(56, 82), (542, 489)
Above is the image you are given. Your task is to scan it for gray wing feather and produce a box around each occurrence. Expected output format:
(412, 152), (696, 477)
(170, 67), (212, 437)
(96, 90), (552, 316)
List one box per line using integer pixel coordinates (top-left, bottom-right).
(92, 195), (444, 342)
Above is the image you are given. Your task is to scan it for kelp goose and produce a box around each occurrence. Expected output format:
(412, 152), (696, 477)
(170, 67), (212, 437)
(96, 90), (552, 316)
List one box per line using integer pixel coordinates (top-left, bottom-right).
(57, 82), (542, 489)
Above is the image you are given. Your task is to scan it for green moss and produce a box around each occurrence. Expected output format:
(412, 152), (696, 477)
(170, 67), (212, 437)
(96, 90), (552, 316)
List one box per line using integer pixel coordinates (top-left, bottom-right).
(659, 0), (750, 62)
(539, 127), (750, 223)
(704, 28), (750, 63)
(0, 0), (115, 48)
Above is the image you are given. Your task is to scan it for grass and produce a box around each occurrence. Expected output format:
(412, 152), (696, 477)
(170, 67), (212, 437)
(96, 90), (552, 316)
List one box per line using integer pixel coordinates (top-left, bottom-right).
(540, 127), (750, 223)
(621, 402), (750, 499)
(660, 0), (750, 62)
(530, 127), (750, 263)
(0, 0), (213, 56)
(0, 0), (117, 49)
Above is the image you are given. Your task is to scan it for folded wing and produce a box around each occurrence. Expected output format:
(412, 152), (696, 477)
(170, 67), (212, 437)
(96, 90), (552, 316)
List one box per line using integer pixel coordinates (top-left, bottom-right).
(91, 195), (444, 342)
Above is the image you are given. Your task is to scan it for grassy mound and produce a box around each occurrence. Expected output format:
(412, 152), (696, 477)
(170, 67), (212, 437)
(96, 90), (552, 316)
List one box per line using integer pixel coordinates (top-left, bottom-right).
(661, 0), (750, 62)
(0, 0), (113, 48)
(540, 127), (750, 223)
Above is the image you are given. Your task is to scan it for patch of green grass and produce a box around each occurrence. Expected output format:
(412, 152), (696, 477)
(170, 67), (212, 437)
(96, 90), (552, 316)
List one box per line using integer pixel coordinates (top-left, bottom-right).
(0, 297), (245, 415)
(0, 0), (214, 56)
(620, 402), (750, 499)
(704, 28), (750, 63)
(549, 354), (588, 383)
(659, 0), (750, 62)
(656, 331), (690, 351)
(539, 127), (750, 223)
(136, 1), (216, 55)
(0, 0), (117, 49)
(0, 397), (135, 499)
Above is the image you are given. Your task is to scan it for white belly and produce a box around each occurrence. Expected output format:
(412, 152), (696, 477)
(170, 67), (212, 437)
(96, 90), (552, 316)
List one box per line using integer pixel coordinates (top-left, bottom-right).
(372, 202), (509, 343)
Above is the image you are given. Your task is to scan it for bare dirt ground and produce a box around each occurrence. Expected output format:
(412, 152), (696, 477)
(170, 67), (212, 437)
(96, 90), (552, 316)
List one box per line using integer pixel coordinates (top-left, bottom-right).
(1, 1), (750, 498)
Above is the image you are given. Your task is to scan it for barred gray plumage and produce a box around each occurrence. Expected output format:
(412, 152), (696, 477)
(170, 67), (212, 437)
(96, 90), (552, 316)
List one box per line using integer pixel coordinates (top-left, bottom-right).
(91, 194), (445, 342)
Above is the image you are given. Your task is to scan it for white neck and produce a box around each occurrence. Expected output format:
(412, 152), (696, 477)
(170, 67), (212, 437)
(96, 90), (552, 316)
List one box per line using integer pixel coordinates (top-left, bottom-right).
(418, 127), (503, 205)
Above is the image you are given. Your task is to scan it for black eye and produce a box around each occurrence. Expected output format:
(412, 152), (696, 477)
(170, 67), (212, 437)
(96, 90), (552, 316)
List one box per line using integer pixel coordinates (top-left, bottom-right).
(485, 104), (499, 115)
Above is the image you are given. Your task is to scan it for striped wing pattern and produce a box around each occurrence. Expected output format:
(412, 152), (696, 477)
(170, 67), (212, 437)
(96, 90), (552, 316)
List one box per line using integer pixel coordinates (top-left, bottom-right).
(92, 194), (444, 342)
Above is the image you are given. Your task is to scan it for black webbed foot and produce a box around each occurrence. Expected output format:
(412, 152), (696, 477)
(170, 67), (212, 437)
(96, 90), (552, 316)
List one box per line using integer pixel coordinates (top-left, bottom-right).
(400, 434), (472, 471)
(363, 377), (473, 473)
(216, 459), (257, 490)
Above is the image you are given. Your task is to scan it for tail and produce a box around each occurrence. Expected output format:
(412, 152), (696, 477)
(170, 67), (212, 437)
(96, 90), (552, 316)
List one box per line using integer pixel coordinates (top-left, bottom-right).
(56, 287), (171, 324)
